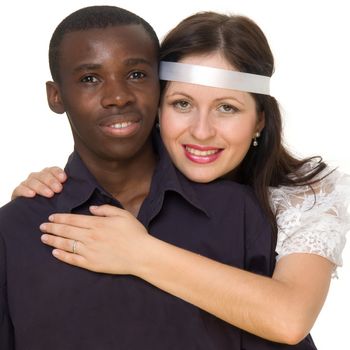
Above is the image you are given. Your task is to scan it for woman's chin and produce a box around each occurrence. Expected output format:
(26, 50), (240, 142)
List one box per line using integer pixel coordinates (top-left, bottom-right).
(182, 169), (219, 184)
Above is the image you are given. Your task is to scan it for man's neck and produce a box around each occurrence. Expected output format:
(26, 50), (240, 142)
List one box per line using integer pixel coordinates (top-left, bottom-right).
(77, 143), (157, 217)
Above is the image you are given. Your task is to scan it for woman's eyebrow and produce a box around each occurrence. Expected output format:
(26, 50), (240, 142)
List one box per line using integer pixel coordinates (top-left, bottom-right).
(165, 91), (193, 99)
(166, 91), (245, 106)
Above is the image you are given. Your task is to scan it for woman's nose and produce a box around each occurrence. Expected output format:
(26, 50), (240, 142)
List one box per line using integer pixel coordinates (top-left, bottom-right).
(189, 111), (216, 141)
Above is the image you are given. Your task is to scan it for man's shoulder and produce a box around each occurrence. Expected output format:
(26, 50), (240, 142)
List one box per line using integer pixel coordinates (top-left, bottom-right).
(0, 195), (60, 227)
(1, 194), (58, 211)
(191, 179), (268, 226)
(193, 179), (256, 204)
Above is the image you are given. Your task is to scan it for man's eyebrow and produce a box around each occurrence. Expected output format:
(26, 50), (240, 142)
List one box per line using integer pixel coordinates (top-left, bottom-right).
(73, 59), (153, 73)
(73, 63), (102, 73)
(123, 58), (153, 67)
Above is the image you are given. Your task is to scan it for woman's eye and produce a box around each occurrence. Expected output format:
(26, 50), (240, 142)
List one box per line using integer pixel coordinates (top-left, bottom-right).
(81, 75), (98, 83)
(129, 71), (145, 80)
(218, 104), (238, 113)
(173, 100), (191, 111)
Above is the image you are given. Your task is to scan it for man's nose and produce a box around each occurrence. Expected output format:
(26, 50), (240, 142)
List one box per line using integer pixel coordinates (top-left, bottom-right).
(101, 78), (136, 108)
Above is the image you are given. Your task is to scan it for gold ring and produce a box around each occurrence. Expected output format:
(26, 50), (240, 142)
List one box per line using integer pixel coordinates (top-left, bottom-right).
(72, 240), (78, 254)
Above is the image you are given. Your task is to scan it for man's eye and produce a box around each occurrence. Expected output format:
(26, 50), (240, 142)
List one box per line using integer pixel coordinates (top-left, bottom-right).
(129, 71), (145, 80)
(81, 76), (98, 83)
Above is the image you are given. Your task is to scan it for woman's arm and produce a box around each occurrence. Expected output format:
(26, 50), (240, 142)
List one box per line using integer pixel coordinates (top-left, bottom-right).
(138, 237), (332, 345)
(40, 205), (334, 345)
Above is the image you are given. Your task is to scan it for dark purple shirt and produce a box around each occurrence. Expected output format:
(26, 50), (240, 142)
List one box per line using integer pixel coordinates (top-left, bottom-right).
(0, 134), (316, 349)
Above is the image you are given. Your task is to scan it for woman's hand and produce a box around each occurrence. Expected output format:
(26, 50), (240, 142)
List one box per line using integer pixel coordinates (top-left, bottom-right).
(11, 166), (66, 200)
(39, 204), (151, 275)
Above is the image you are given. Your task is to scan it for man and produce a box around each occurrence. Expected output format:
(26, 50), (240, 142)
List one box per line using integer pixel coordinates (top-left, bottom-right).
(0, 6), (273, 349)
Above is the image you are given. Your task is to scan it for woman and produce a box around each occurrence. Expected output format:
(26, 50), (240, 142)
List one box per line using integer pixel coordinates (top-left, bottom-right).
(13, 12), (349, 345)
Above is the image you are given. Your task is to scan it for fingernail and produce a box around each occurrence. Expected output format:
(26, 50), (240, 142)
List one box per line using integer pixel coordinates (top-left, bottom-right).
(41, 234), (48, 242)
(58, 172), (66, 181)
(48, 215), (54, 221)
(90, 205), (98, 210)
(52, 249), (60, 257)
(53, 183), (62, 192)
(40, 223), (47, 231)
(44, 189), (54, 196)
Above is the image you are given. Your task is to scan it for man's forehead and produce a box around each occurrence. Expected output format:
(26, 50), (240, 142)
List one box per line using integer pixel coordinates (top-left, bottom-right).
(61, 25), (151, 44)
(59, 25), (157, 59)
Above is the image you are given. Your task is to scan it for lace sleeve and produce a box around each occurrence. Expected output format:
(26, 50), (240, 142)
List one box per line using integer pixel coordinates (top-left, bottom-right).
(269, 166), (350, 274)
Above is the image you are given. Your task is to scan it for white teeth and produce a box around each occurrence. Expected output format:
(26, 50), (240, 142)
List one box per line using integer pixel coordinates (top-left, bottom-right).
(110, 121), (133, 129)
(185, 146), (219, 156)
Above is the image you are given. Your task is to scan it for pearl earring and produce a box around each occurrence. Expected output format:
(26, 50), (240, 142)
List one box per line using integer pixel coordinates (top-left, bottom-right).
(253, 132), (260, 147)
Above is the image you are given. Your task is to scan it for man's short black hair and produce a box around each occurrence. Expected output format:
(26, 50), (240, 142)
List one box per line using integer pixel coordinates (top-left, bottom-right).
(49, 5), (159, 82)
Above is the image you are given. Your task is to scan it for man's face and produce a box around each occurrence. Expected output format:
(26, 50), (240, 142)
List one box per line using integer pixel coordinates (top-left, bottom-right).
(49, 25), (160, 165)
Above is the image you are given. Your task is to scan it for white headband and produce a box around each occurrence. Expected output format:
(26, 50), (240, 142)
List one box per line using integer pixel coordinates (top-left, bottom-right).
(159, 61), (270, 95)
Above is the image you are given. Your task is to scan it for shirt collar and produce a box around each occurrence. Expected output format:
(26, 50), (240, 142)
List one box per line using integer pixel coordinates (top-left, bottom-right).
(55, 151), (111, 212)
(55, 130), (209, 216)
(149, 131), (209, 217)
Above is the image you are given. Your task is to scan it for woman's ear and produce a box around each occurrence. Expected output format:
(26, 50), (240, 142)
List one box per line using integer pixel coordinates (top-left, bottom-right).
(46, 81), (65, 114)
(257, 111), (265, 133)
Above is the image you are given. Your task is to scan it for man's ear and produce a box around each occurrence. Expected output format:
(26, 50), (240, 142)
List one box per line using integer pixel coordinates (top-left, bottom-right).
(46, 81), (65, 114)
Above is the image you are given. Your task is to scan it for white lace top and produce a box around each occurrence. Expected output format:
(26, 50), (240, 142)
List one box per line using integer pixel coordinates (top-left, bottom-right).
(269, 164), (350, 275)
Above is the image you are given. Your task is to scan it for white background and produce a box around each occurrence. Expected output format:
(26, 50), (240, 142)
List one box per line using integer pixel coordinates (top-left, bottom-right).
(0, 0), (349, 348)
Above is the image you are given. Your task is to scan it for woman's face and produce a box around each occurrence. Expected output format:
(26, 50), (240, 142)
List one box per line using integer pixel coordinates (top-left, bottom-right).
(159, 53), (265, 183)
